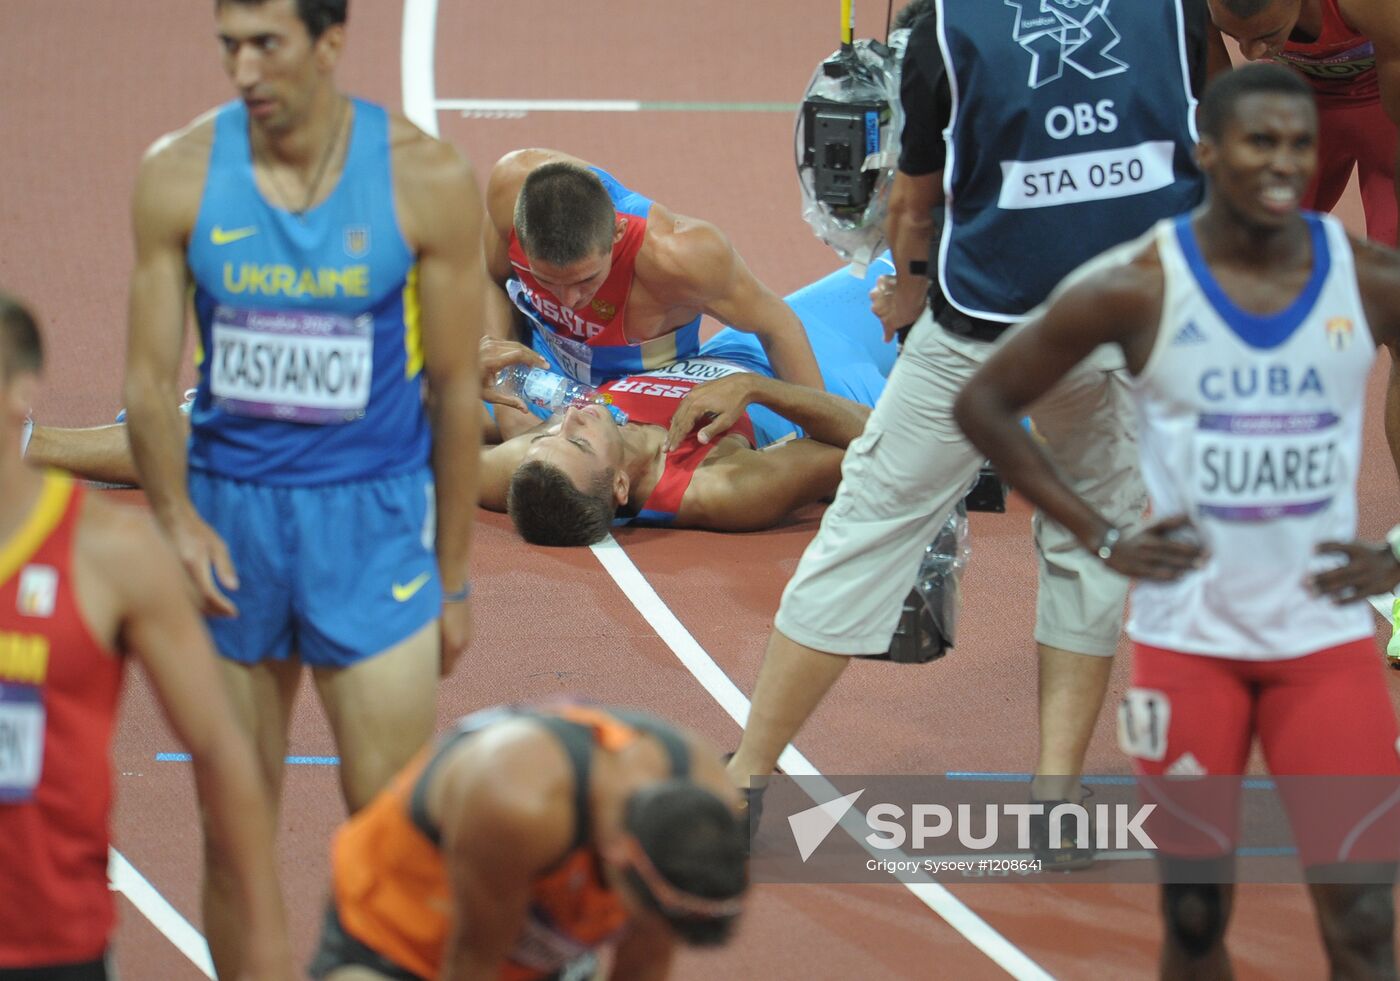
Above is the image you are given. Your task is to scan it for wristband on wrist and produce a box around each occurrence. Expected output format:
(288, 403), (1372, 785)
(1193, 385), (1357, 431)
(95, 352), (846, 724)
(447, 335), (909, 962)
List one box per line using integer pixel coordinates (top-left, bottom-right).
(443, 583), (472, 603)
(1095, 527), (1121, 562)
(908, 260), (928, 276)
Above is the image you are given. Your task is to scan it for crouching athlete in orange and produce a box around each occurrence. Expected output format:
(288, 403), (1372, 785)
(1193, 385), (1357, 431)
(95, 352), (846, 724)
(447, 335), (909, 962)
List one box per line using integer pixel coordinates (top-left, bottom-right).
(308, 702), (748, 980)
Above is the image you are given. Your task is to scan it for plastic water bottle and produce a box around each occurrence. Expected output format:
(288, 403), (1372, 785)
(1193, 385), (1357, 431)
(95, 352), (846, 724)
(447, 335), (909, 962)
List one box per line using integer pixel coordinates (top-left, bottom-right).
(492, 365), (628, 425)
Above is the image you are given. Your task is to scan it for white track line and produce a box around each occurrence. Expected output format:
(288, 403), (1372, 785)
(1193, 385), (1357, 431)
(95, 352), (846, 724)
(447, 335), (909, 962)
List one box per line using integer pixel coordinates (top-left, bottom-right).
(402, 0), (442, 136)
(589, 538), (1052, 980)
(437, 98), (641, 113)
(109, 848), (214, 977)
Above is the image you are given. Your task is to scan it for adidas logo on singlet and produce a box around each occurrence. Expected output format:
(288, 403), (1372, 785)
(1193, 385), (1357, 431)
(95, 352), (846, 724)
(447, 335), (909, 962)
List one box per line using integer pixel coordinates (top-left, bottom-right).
(1165, 752), (1207, 777)
(1171, 321), (1208, 346)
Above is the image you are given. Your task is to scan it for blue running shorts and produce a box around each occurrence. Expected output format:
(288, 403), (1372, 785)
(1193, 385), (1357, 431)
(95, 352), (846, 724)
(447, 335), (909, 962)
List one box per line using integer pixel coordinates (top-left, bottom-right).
(188, 467), (440, 667)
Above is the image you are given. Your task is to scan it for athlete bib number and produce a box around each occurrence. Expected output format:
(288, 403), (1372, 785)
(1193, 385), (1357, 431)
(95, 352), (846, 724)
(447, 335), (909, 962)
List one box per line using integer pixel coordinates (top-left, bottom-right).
(505, 279), (596, 382)
(209, 305), (373, 424)
(538, 329), (594, 385)
(0, 684), (44, 803)
(1118, 688), (1170, 763)
(1193, 412), (1341, 520)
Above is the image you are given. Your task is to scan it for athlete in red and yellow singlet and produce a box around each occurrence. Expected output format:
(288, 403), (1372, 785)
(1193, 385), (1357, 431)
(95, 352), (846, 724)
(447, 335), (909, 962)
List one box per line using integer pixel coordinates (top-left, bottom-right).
(0, 475), (122, 971)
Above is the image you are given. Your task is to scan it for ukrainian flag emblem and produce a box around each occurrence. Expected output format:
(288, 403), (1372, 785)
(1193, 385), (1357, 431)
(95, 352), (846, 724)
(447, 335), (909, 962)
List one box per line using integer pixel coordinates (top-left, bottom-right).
(344, 225), (371, 259)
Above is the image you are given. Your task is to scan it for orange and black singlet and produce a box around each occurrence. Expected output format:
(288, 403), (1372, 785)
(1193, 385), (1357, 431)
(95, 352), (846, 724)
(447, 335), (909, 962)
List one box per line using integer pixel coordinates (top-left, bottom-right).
(330, 703), (691, 981)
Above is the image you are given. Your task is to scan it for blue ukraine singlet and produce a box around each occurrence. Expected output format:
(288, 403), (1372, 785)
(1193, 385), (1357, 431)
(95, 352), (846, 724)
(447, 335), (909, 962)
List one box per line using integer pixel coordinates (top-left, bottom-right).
(185, 99), (427, 484)
(936, 0), (1204, 320)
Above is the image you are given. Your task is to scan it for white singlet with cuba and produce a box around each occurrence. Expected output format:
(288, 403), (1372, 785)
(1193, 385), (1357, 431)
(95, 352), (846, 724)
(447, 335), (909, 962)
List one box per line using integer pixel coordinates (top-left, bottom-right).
(1128, 213), (1376, 659)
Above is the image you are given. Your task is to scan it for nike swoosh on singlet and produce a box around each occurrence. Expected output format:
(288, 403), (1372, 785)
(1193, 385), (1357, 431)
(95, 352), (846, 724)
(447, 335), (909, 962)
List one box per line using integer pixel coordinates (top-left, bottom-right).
(211, 226), (258, 245)
(391, 572), (432, 603)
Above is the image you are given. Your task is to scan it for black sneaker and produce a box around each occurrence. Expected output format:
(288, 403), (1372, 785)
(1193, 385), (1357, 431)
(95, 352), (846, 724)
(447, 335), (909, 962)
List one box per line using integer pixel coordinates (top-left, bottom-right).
(1028, 792), (1095, 871)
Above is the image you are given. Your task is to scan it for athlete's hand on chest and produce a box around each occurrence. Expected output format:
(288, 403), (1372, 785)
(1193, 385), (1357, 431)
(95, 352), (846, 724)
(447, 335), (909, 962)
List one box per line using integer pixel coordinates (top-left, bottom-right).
(664, 374), (759, 451)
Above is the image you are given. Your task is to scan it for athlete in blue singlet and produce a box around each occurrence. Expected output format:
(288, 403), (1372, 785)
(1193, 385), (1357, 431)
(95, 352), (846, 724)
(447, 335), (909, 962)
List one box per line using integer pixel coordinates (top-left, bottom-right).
(119, 3), (489, 976)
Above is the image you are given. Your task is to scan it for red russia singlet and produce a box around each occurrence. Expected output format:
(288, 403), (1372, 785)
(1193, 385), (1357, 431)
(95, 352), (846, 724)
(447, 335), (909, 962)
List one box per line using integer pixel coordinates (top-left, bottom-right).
(507, 216), (646, 348)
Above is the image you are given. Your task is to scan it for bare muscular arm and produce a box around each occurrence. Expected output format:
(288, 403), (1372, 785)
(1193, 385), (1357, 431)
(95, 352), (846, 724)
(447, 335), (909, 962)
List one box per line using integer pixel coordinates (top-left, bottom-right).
(679, 438), (847, 531)
(76, 496), (292, 980)
(395, 123), (485, 670)
(649, 219), (824, 391)
(122, 125), (241, 617)
(434, 731), (575, 981)
(1343, 0), (1400, 485)
(664, 373), (869, 450)
(872, 169), (944, 340)
(26, 424), (142, 487)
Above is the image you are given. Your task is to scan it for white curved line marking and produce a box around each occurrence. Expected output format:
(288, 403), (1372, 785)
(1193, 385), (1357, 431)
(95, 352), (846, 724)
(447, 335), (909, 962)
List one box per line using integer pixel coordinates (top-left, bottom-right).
(402, 0), (441, 136)
(109, 848), (214, 976)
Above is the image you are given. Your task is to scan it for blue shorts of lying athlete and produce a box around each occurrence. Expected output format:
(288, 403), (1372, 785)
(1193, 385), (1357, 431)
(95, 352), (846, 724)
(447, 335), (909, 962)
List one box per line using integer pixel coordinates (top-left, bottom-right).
(188, 467), (440, 667)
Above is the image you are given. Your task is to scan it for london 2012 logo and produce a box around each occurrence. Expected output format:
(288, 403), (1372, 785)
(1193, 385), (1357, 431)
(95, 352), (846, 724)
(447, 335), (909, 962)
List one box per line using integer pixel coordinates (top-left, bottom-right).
(1004, 0), (1128, 89)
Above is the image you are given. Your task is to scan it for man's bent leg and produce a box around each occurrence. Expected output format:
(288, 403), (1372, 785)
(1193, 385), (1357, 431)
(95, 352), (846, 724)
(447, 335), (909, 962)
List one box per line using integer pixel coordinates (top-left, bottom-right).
(313, 620), (439, 812)
(729, 312), (988, 790)
(728, 630), (850, 783)
(1030, 355), (1144, 801)
(203, 658), (302, 980)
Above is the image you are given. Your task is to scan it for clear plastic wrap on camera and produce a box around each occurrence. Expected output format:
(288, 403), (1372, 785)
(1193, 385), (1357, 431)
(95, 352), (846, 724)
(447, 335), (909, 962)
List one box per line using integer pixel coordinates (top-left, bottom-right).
(795, 30), (910, 273)
(915, 500), (972, 650)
